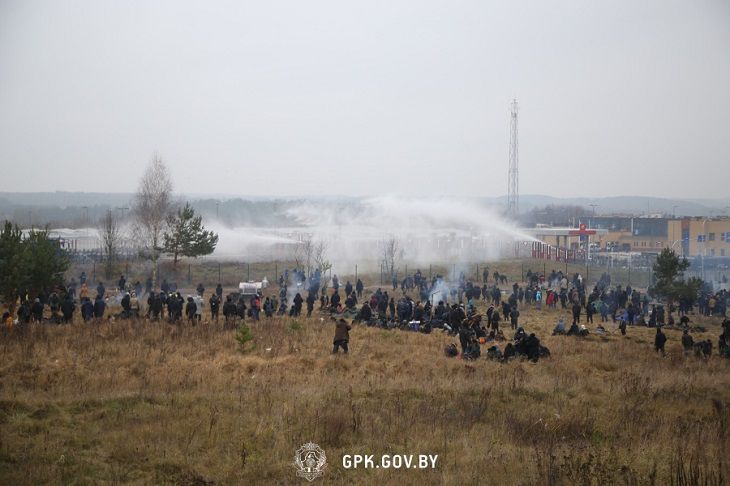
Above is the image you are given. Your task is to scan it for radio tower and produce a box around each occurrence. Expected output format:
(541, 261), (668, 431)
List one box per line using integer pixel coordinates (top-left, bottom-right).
(507, 99), (519, 217)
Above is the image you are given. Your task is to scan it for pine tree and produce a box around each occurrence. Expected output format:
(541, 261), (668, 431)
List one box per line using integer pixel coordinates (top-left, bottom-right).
(0, 222), (70, 309)
(651, 248), (700, 307)
(0, 222), (24, 307)
(162, 203), (218, 267)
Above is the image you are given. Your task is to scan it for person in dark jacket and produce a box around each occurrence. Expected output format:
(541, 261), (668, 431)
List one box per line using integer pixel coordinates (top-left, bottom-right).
(121, 292), (131, 318)
(48, 291), (61, 323)
(150, 293), (163, 320)
(355, 302), (372, 324)
(293, 293), (304, 316)
(332, 318), (351, 354)
(185, 296), (197, 325)
(31, 298), (44, 322)
(306, 292), (316, 317)
(330, 291), (341, 312)
(572, 302), (582, 324)
(93, 295), (105, 320)
(681, 329), (694, 357)
(223, 296), (238, 327)
(96, 282), (105, 299)
(525, 333), (541, 362)
(209, 294), (220, 322)
(61, 295), (76, 323)
(263, 297), (273, 318)
(654, 327), (667, 356)
(17, 300), (31, 325)
(81, 298), (94, 322)
(509, 307), (520, 330)
(356, 279), (364, 298)
(491, 309), (501, 332)
(459, 319), (476, 355)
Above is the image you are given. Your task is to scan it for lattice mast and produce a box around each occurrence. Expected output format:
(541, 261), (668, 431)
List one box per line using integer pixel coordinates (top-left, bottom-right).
(507, 99), (519, 217)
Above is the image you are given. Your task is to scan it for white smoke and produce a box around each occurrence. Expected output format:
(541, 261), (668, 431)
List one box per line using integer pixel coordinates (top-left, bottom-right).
(206, 196), (538, 275)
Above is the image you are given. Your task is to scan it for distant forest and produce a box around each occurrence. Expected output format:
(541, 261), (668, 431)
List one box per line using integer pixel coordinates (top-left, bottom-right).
(0, 194), (304, 229)
(0, 192), (724, 229)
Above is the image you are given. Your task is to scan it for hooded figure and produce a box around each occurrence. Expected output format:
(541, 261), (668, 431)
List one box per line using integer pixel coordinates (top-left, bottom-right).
(186, 296), (197, 324)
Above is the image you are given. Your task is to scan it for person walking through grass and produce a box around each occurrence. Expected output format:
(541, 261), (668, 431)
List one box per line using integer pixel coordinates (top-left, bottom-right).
(332, 318), (351, 354)
(655, 327), (667, 357)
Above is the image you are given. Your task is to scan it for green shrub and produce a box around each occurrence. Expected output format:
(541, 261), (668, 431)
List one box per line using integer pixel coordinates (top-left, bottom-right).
(235, 322), (255, 353)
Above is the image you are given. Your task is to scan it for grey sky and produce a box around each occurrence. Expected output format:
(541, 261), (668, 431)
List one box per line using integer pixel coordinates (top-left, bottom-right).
(1, 0), (728, 198)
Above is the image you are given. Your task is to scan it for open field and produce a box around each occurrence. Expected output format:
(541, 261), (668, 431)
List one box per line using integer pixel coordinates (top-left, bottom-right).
(1, 284), (728, 485)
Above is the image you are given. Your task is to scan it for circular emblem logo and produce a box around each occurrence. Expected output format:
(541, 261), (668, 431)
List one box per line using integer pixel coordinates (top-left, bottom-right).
(293, 442), (327, 482)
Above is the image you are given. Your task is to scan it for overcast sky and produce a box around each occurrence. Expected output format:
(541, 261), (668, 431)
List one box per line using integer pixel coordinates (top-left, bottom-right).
(1, 0), (728, 198)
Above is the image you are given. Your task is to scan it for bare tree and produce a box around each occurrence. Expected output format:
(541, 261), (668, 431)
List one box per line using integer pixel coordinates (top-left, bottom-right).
(313, 239), (331, 275)
(380, 236), (400, 279)
(131, 153), (174, 288)
(290, 233), (314, 273)
(99, 209), (120, 280)
(302, 236), (315, 275)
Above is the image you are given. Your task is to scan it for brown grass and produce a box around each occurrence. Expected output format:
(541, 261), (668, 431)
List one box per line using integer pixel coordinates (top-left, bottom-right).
(1, 287), (727, 484)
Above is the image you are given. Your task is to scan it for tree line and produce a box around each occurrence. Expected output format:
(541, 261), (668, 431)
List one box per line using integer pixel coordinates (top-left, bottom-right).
(0, 154), (218, 308)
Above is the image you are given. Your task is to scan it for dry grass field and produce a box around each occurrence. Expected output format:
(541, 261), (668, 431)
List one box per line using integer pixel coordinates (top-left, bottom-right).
(1, 272), (728, 485)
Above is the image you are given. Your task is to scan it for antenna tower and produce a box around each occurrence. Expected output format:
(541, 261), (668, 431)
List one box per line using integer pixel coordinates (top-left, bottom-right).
(507, 99), (519, 217)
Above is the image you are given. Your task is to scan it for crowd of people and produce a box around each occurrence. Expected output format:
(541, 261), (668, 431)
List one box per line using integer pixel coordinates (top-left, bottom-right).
(2, 265), (729, 363)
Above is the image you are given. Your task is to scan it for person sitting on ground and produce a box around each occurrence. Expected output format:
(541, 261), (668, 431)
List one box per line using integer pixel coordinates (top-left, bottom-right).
(596, 324), (607, 335)
(552, 317), (566, 336)
(277, 301), (288, 316)
(578, 324), (589, 337)
(525, 333), (541, 362)
(462, 334), (481, 360)
(503, 342), (516, 361)
(354, 302), (372, 323)
(486, 345), (502, 361)
(2, 311), (12, 330)
(332, 318), (351, 354)
(444, 343), (458, 357)
(513, 326), (527, 342)
(567, 321), (579, 336)
(700, 339), (712, 358)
